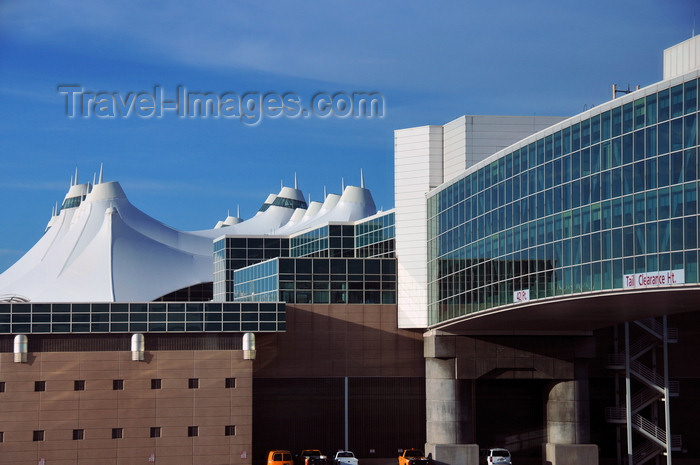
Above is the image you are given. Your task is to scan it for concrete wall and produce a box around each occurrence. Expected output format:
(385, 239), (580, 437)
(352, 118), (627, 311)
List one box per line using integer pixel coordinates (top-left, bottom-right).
(428, 333), (596, 381)
(428, 444), (478, 465)
(545, 443), (598, 465)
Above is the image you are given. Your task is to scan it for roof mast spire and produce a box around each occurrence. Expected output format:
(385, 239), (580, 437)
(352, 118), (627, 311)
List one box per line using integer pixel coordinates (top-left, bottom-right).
(98, 163), (104, 184)
(294, 172), (298, 189)
(360, 168), (365, 188)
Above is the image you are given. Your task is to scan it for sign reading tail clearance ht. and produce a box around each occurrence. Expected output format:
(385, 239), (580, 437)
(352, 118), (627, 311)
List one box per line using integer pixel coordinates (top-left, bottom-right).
(623, 269), (685, 289)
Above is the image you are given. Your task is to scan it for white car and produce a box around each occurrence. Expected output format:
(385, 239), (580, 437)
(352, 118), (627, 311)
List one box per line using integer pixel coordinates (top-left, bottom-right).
(480, 448), (511, 465)
(334, 451), (358, 465)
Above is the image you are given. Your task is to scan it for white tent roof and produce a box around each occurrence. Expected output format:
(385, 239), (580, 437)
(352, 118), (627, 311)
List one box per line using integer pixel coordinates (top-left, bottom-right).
(0, 173), (377, 302)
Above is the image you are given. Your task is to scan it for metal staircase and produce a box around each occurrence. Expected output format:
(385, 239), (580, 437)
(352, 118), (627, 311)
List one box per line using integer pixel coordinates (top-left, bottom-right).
(606, 317), (681, 465)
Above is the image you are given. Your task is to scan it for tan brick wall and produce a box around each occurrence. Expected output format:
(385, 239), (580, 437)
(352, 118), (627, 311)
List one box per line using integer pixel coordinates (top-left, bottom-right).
(0, 349), (253, 465)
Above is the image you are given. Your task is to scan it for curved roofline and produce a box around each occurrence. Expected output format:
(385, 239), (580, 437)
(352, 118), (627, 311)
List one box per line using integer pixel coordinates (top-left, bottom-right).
(430, 285), (700, 334)
(428, 67), (700, 198)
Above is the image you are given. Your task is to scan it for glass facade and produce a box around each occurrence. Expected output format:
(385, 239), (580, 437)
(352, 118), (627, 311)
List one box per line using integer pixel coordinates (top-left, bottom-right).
(213, 236), (290, 301)
(271, 196), (307, 210)
(427, 77), (699, 325)
(232, 259), (279, 302)
(60, 195), (85, 211)
(0, 301), (285, 334)
(215, 211), (396, 302)
(290, 225), (355, 257)
(290, 212), (395, 258)
(355, 212), (395, 258)
(234, 258), (397, 304)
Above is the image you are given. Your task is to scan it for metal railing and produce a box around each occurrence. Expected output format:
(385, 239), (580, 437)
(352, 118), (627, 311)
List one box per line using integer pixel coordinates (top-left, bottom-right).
(628, 334), (660, 360)
(631, 360), (667, 391)
(636, 318), (678, 341)
(606, 352), (625, 368)
(632, 389), (662, 412)
(604, 406), (626, 423)
(608, 318), (681, 465)
(632, 413), (666, 445)
(632, 440), (663, 465)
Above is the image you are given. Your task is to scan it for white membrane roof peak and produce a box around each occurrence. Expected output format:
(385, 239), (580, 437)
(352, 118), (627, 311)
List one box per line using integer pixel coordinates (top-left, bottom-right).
(0, 170), (378, 302)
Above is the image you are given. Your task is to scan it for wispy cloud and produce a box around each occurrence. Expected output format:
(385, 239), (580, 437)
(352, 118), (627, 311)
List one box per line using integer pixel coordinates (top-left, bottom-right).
(121, 178), (263, 199)
(2, 0), (683, 101)
(0, 0), (461, 90)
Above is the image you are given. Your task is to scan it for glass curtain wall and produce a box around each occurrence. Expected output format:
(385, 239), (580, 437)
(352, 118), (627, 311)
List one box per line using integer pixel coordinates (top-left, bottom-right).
(428, 78), (699, 325)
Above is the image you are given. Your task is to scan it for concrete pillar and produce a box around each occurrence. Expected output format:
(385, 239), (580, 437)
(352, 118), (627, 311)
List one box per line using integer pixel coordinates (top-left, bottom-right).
(425, 358), (475, 463)
(546, 360), (590, 444)
(426, 358), (473, 444)
(424, 331), (477, 465)
(545, 360), (597, 465)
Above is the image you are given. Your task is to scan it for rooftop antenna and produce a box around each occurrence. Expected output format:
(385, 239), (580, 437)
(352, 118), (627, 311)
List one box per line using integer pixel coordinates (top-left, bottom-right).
(360, 168), (365, 188)
(323, 186), (327, 200)
(55, 202), (58, 215)
(341, 177), (346, 192)
(294, 172), (298, 190)
(308, 193), (311, 204)
(98, 163), (104, 184)
(92, 172), (96, 186)
(227, 209), (230, 217)
(70, 174), (74, 187)
(281, 179), (284, 189)
(237, 205), (241, 218)
(74, 167), (79, 185)
(612, 84), (636, 100)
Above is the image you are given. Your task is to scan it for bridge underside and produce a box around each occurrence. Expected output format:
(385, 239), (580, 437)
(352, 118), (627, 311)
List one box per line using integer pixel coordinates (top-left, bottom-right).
(431, 287), (700, 334)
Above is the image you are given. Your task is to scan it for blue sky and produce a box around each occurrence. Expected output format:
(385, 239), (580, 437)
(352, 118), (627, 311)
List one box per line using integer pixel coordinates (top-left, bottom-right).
(0, 0), (696, 272)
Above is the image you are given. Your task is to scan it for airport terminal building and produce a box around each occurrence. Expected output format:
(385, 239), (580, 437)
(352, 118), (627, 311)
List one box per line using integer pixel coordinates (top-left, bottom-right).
(1, 35), (700, 465)
(395, 35), (700, 465)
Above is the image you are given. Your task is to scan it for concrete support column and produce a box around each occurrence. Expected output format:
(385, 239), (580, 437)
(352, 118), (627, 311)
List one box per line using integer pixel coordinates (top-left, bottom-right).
(546, 360), (591, 444)
(426, 358), (473, 446)
(425, 358), (476, 464)
(424, 331), (477, 465)
(545, 360), (597, 465)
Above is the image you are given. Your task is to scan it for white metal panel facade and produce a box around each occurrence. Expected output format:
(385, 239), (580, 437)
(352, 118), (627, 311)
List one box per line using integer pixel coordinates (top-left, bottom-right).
(395, 125), (443, 328)
(443, 116), (467, 182)
(664, 35), (700, 80)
